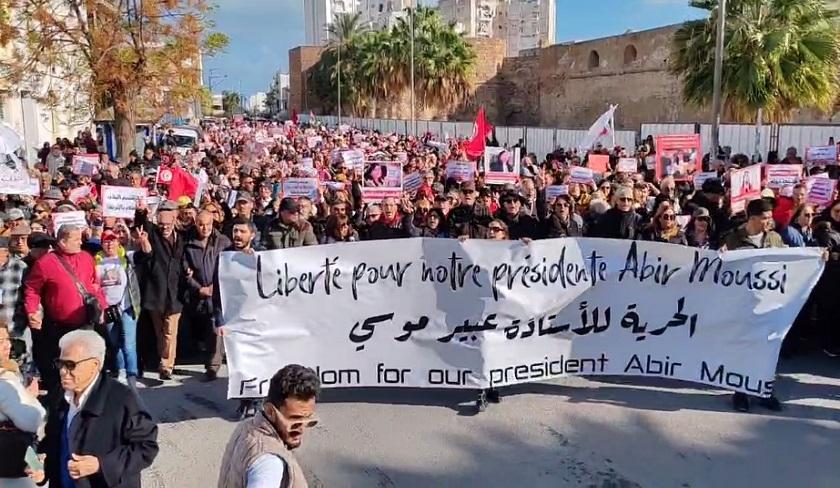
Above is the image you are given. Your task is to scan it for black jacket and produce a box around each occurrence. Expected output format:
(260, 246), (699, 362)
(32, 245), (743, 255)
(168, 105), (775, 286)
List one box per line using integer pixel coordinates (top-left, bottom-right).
(40, 375), (158, 488)
(183, 229), (232, 316)
(134, 209), (186, 314)
(495, 210), (542, 240)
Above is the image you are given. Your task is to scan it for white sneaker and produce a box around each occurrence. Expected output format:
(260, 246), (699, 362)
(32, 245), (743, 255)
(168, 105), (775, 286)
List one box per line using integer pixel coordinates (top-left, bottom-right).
(117, 370), (128, 385)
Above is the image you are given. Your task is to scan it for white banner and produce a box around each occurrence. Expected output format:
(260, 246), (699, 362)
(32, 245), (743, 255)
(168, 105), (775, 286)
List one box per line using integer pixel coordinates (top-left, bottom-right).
(282, 177), (319, 201)
(219, 239), (823, 399)
(101, 185), (148, 218)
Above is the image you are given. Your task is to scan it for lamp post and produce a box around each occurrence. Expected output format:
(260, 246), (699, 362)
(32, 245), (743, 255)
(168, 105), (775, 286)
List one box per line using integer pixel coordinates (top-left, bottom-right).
(710, 0), (727, 161)
(409, 0), (416, 136)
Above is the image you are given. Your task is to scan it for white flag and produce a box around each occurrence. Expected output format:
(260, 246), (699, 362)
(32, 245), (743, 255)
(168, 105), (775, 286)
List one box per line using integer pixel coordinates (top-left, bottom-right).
(579, 104), (617, 151)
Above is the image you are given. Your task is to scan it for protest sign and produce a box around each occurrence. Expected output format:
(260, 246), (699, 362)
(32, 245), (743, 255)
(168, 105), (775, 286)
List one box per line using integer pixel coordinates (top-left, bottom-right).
(71, 154), (99, 176)
(693, 172), (718, 191)
(654, 134), (702, 181)
(307, 136), (323, 149)
(51, 211), (87, 235)
(403, 171), (423, 196)
(219, 238), (823, 399)
(569, 167), (594, 185)
(341, 150), (365, 173)
(445, 161), (476, 182)
(730, 165), (762, 213)
(145, 195), (162, 216)
(396, 152), (408, 163)
(806, 176), (837, 207)
(617, 158), (637, 173)
(545, 185), (569, 202)
(805, 146), (838, 165)
(362, 161), (402, 202)
(0, 154), (32, 195)
(68, 185), (92, 204)
(300, 157), (314, 169)
(101, 186), (148, 219)
(282, 178), (319, 201)
(588, 154), (610, 174)
(483, 147), (520, 185)
(19, 178), (40, 196)
(766, 165), (803, 190)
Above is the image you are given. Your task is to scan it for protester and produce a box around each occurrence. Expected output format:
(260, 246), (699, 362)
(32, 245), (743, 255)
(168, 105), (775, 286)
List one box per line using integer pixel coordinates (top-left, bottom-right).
(593, 186), (641, 239)
(218, 364), (320, 488)
(0, 322), (45, 488)
(262, 198), (318, 249)
(32, 330), (158, 487)
(642, 204), (688, 245)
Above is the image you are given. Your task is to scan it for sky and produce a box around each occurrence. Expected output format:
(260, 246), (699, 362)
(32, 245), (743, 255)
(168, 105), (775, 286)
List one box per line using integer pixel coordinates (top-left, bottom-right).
(204, 0), (707, 97)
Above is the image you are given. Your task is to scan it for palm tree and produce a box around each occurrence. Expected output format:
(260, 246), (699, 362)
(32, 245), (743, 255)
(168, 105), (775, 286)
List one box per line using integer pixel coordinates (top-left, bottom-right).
(670, 0), (840, 122)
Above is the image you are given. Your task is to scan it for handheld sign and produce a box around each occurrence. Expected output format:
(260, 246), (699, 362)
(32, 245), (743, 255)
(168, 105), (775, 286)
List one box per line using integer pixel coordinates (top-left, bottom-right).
(617, 158), (637, 173)
(766, 165), (803, 189)
(72, 154), (99, 176)
(445, 160), (476, 182)
(545, 185), (569, 202)
(484, 147), (520, 185)
(282, 178), (319, 201)
(730, 165), (762, 213)
(362, 161), (403, 203)
(805, 146), (838, 166)
(569, 167), (594, 185)
(52, 211), (87, 235)
(101, 186), (148, 219)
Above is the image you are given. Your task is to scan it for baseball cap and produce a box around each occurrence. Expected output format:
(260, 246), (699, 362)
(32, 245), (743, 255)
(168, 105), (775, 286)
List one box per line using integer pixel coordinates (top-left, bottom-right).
(236, 191), (254, 203)
(177, 195), (193, 208)
(279, 197), (298, 213)
(6, 208), (25, 221)
(692, 207), (711, 220)
(44, 188), (64, 200)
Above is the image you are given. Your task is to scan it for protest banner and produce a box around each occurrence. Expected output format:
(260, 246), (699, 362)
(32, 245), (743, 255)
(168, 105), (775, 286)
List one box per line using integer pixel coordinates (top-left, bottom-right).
(68, 185), (92, 204)
(569, 167), (594, 185)
(805, 176), (837, 207)
(654, 134), (702, 181)
(483, 147), (520, 185)
(766, 164), (803, 190)
(403, 171), (423, 196)
(219, 238), (823, 399)
(52, 211), (87, 235)
(445, 161), (476, 182)
(19, 178), (40, 196)
(307, 136), (323, 149)
(341, 150), (365, 173)
(588, 154), (610, 174)
(101, 186), (148, 219)
(729, 165), (762, 213)
(282, 178), (319, 201)
(545, 185), (569, 202)
(362, 161), (402, 202)
(805, 146), (838, 165)
(617, 158), (637, 173)
(693, 172), (718, 191)
(71, 154), (99, 176)
(0, 154), (32, 195)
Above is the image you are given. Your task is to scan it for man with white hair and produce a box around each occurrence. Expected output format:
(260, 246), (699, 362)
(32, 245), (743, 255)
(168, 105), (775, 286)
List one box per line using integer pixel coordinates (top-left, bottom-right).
(29, 329), (158, 487)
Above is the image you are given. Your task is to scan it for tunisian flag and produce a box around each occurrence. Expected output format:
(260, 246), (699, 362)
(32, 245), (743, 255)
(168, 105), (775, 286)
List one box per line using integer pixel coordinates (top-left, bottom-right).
(465, 107), (494, 160)
(157, 166), (198, 201)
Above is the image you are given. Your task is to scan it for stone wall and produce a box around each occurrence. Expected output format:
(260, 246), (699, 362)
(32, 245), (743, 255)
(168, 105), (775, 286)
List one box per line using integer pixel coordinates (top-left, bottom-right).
(290, 24), (838, 128)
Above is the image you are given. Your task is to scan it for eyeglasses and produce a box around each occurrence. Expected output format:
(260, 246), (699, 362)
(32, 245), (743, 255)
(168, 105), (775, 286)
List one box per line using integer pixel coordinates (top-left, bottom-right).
(54, 357), (97, 372)
(269, 404), (320, 431)
(618, 197), (634, 202)
(661, 214), (676, 221)
(488, 226), (505, 233)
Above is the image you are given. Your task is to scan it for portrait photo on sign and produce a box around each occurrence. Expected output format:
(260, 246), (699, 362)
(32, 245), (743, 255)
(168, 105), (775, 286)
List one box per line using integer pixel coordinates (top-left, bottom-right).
(484, 147), (520, 184)
(654, 134), (702, 181)
(363, 161), (402, 188)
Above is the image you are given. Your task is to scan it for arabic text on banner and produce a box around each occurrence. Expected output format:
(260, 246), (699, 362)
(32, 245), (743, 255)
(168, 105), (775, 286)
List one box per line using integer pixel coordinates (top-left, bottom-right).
(219, 238), (822, 399)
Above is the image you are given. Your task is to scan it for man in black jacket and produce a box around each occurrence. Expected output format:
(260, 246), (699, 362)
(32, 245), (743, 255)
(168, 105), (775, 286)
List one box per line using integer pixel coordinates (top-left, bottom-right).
(134, 200), (186, 381)
(495, 191), (541, 240)
(32, 329), (158, 487)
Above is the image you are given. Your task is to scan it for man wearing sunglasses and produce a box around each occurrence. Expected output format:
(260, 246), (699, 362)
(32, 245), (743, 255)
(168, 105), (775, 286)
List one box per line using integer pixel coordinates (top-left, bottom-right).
(219, 364), (320, 488)
(32, 330), (158, 487)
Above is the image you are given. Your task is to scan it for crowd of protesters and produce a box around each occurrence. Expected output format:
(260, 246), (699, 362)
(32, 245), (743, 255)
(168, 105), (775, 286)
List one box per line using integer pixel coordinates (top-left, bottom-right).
(0, 118), (839, 484)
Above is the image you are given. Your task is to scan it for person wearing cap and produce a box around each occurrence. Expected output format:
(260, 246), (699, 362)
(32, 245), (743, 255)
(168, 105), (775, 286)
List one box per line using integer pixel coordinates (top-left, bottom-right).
(686, 207), (716, 249)
(95, 230), (142, 388)
(721, 198), (784, 412)
(133, 199), (186, 381)
(495, 191), (541, 240)
(1, 209), (26, 238)
(365, 196), (412, 241)
(9, 222), (31, 259)
(222, 191), (256, 238)
(261, 197), (317, 249)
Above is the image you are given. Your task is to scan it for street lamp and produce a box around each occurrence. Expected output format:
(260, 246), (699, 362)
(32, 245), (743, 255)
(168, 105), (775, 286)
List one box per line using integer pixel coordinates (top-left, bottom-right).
(710, 0), (727, 161)
(409, 0), (416, 136)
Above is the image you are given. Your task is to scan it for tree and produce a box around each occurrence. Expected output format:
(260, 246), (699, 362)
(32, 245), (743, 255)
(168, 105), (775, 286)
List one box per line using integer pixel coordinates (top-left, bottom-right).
(222, 90), (241, 117)
(0, 1), (228, 161)
(309, 8), (474, 117)
(670, 0), (840, 123)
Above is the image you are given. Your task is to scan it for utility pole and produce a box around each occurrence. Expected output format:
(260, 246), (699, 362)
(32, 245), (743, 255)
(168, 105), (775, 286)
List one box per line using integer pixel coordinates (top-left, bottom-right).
(338, 40), (342, 126)
(409, 0), (416, 136)
(710, 0), (727, 161)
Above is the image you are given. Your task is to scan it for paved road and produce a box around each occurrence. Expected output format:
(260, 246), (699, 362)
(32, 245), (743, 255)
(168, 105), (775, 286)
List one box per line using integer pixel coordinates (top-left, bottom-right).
(139, 354), (840, 488)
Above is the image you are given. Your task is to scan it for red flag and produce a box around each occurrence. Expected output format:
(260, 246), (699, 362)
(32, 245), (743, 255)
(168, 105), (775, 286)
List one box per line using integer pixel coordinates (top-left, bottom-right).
(465, 107), (493, 160)
(157, 166), (198, 201)
(291, 108), (299, 125)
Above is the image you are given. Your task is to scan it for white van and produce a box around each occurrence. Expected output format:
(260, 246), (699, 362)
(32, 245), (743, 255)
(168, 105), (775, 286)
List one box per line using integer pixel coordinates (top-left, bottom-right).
(169, 126), (202, 155)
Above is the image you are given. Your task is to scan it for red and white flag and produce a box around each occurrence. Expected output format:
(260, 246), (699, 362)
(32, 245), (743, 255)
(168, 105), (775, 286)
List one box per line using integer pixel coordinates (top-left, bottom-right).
(579, 104), (617, 151)
(156, 166), (198, 201)
(465, 107), (494, 160)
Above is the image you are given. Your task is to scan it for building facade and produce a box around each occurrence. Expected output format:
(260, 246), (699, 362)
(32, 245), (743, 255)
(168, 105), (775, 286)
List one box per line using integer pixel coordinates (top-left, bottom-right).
(437, 0), (555, 57)
(304, 0), (411, 46)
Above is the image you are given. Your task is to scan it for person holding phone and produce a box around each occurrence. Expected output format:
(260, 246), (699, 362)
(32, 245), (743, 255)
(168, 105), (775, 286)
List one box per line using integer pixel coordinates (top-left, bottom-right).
(0, 322), (45, 487)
